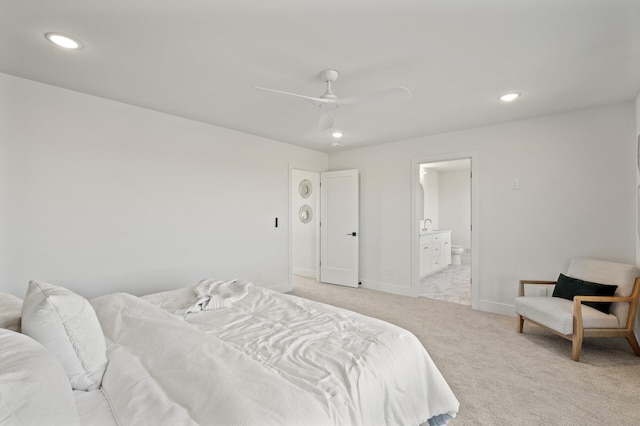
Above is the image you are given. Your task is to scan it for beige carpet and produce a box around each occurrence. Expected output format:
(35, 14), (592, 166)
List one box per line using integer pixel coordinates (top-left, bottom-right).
(291, 276), (640, 426)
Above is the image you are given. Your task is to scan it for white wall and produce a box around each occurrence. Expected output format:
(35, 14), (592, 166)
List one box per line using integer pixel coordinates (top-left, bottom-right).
(291, 169), (319, 278)
(421, 169), (439, 229)
(329, 103), (636, 314)
(635, 92), (640, 335)
(636, 93), (640, 267)
(0, 73), (328, 299)
(439, 169), (471, 250)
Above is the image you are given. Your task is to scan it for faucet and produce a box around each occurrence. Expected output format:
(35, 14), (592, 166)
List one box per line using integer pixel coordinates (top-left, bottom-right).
(422, 218), (432, 231)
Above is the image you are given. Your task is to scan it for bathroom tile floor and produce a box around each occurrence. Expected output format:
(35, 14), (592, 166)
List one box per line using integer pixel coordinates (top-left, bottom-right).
(419, 264), (471, 305)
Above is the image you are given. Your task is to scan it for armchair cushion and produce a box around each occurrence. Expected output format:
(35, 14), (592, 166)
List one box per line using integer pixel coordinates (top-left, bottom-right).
(567, 258), (639, 326)
(552, 273), (618, 314)
(515, 296), (620, 335)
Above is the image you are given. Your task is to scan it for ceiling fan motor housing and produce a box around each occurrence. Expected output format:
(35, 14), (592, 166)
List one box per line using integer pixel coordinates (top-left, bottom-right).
(319, 69), (339, 83)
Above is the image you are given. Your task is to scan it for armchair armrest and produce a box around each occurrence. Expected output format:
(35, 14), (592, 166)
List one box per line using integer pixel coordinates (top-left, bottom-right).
(518, 280), (556, 297)
(574, 295), (634, 304)
(573, 294), (635, 333)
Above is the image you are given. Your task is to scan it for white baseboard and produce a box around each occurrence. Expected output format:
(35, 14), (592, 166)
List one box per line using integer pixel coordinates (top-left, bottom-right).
(293, 268), (316, 278)
(477, 299), (516, 317)
(267, 281), (292, 293)
(360, 279), (417, 297)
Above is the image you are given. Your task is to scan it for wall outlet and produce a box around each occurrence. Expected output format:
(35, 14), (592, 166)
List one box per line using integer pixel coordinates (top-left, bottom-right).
(537, 287), (547, 297)
(511, 178), (520, 190)
(385, 267), (394, 276)
(257, 271), (264, 283)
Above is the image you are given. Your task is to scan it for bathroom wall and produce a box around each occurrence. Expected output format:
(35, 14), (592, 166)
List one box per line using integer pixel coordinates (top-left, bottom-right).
(420, 169), (439, 229)
(439, 169), (471, 250)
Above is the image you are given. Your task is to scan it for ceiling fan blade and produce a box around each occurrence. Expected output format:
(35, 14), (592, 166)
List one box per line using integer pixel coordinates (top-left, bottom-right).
(255, 86), (331, 105)
(318, 104), (337, 130)
(335, 86), (412, 105)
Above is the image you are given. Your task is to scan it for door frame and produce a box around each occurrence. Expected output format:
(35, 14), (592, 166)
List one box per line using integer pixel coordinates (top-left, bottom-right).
(410, 151), (479, 309)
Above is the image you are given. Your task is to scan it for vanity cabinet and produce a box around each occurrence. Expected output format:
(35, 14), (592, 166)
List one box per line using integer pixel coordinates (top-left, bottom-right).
(420, 230), (452, 277)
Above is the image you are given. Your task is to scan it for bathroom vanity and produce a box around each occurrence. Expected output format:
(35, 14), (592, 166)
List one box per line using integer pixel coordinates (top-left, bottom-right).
(419, 230), (452, 277)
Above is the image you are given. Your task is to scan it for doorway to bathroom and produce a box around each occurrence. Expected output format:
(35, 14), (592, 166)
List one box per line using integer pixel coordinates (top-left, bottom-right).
(412, 154), (478, 308)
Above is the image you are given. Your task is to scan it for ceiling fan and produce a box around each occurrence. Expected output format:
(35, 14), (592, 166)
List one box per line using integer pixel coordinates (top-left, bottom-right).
(256, 69), (412, 130)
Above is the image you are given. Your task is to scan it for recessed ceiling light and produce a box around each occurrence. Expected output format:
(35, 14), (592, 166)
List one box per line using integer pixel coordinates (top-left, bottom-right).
(498, 92), (520, 102)
(45, 33), (83, 49)
(331, 131), (343, 139)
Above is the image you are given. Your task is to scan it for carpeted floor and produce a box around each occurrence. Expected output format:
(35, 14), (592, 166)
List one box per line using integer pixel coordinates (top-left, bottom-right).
(291, 276), (640, 426)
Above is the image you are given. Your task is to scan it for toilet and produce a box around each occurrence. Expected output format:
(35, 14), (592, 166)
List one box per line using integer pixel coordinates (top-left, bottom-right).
(451, 246), (464, 265)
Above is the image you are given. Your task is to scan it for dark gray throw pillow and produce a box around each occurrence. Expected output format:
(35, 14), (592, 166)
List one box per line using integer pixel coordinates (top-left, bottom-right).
(552, 273), (618, 314)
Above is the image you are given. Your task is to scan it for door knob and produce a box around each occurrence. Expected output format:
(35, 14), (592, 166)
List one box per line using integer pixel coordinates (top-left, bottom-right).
(346, 232), (357, 236)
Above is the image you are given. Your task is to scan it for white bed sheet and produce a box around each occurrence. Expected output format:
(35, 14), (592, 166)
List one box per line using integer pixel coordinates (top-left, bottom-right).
(93, 292), (333, 426)
(142, 285), (459, 426)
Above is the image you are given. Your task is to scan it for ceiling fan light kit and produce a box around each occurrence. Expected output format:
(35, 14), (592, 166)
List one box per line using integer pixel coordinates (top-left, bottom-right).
(256, 69), (411, 131)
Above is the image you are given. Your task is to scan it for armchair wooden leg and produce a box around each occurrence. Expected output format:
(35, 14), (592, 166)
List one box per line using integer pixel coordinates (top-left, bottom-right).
(572, 334), (583, 362)
(517, 315), (524, 333)
(626, 332), (640, 357)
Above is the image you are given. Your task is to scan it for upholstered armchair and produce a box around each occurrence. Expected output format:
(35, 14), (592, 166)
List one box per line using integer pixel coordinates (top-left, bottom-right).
(515, 258), (640, 361)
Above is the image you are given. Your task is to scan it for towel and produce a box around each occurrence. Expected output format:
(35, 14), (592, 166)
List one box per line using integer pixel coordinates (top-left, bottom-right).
(176, 278), (253, 315)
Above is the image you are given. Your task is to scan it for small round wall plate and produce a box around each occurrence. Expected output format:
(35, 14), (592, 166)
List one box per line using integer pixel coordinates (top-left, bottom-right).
(299, 179), (312, 199)
(299, 205), (313, 224)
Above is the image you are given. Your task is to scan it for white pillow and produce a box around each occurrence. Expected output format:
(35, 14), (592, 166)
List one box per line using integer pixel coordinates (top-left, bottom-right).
(0, 292), (22, 331)
(0, 328), (81, 425)
(21, 280), (108, 391)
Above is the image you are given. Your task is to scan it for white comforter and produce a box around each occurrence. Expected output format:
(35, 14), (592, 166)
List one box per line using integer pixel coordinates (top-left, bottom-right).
(92, 286), (458, 426)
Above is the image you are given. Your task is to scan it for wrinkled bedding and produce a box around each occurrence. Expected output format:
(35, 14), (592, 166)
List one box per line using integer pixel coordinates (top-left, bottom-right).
(73, 389), (117, 426)
(137, 285), (459, 425)
(93, 292), (332, 425)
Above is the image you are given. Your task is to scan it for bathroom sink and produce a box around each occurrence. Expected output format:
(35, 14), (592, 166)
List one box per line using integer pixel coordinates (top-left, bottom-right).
(420, 229), (449, 236)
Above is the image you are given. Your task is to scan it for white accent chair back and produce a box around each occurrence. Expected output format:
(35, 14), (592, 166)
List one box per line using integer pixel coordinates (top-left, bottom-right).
(515, 258), (640, 361)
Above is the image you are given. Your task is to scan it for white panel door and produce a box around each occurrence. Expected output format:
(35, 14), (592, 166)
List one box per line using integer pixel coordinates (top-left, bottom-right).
(320, 169), (359, 287)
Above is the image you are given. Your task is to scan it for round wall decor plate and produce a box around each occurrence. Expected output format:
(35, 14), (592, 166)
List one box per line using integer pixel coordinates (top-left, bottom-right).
(299, 205), (313, 224)
(299, 179), (312, 198)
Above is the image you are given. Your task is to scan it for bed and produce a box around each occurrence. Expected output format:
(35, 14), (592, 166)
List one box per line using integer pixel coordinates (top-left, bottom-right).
(0, 280), (459, 426)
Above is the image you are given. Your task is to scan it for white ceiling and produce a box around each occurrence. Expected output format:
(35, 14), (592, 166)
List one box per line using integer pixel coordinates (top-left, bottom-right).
(2, 1), (639, 152)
